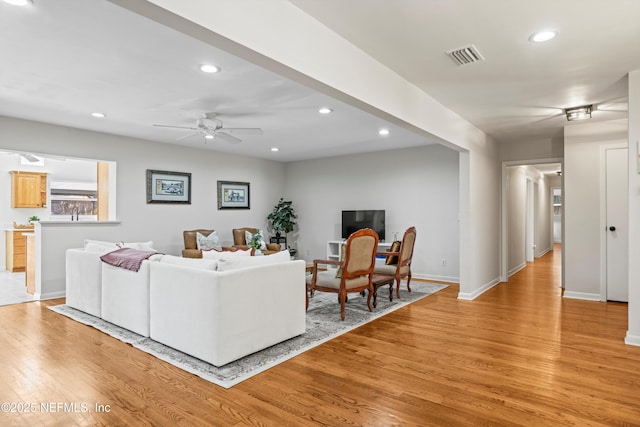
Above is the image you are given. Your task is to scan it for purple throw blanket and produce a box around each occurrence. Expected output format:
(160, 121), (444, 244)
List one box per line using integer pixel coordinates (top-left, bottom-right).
(100, 248), (157, 272)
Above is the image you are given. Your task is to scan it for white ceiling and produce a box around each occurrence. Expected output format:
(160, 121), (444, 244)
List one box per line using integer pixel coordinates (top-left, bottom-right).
(1, 0), (639, 163)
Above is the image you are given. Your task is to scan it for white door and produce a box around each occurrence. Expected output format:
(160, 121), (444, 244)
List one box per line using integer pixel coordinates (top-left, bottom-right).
(606, 147), (628, 302)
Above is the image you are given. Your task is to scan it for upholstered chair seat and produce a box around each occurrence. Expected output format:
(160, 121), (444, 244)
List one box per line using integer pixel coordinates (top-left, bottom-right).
(308, 270), (369, 290)
(373, 264), (410, 276)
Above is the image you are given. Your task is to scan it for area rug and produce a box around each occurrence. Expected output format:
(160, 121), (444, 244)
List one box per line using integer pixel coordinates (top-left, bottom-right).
(48, 280), (446, 388)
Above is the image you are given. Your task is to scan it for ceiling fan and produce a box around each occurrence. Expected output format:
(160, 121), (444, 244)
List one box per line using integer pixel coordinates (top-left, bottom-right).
(153, 112), (263, 144)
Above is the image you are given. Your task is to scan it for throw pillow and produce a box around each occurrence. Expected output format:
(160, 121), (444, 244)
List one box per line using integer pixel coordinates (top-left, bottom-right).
(84, 239), (118, 252)
(217, 250), (290, 271)
(201, 248), (252, 260)
(124, 241), (155, 251)
(196, 231), (221, 251)
(83, 239), (155, 252)
(385, 241), (402, 265)
(159, 254), (218, 271)
(244, 230), (267, 250)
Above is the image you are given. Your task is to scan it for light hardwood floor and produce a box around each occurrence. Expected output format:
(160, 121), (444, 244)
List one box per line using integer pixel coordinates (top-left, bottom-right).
(1, 245), (639, 426)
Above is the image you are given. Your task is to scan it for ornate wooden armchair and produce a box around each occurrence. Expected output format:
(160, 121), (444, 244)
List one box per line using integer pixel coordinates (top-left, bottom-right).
(374, 226), (416, 298)
(306, 228), (379, 320)
(231, 227), (281, 255)
(182, 229), (216, 258)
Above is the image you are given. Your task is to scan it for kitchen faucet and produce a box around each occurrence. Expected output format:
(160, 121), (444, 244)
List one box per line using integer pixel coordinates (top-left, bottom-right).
(70, 206), (79, 221)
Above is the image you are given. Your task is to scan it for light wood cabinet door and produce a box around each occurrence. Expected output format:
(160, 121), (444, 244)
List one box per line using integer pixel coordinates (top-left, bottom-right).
(6, 230), (28, 272)
(11, 171), (47, 208)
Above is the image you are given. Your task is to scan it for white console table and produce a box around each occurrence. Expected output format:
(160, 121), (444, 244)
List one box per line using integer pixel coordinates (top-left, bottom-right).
(326, 240), (393, 269)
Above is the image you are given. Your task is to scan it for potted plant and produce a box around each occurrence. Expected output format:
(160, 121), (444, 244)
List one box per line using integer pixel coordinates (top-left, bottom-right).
(28, 215), (40, 224)
(267, 198), (297, 238)
(288, 246), (298, 259)
(248, 230), (265, 255)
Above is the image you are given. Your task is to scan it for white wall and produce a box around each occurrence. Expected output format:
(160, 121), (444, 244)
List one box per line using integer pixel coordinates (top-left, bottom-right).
(507, 167), (526, 274)
(564, 119), (628, 300)
(535, 175), (552, 258)
(500, 137), (564, 162)
(0, 116), (286, 298)
(458, 142), (501, 299)
(627, 70), (640, 345)
(285, 144), (459, 282)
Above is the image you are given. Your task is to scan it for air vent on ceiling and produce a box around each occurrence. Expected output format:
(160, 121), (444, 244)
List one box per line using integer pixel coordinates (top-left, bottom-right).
(446, 44), (485, 66)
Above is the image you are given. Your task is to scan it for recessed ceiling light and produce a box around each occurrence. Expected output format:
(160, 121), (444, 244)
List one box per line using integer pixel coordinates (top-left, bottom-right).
(204, 134), (214, 139)
(529, 30), (557, 43)
(91, 112), (106, 118)
(318, 107), (333, 114)
(3, 0), (32, 6)
(270, 147), (279, 152)
(199, 64), (220, 73)
(378, 128), (390, 136)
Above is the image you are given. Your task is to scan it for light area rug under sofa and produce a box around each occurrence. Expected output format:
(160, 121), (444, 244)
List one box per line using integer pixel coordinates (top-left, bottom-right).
(49, 280), (446, 389)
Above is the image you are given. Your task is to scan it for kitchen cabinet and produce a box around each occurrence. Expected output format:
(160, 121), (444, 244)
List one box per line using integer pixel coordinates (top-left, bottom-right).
(5, 230), (28, 272)
(10, 171), (47, 208)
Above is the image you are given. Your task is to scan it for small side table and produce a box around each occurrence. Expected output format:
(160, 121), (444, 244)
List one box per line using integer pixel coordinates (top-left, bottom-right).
(270, 236), (287, 249)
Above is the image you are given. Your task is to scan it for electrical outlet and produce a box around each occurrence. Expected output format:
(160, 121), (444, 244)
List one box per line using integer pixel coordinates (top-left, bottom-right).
(306, 249), (311, 256)
(441, 259), (447, 266)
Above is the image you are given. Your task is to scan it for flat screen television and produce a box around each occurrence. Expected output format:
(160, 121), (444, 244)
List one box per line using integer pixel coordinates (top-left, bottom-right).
(341, 210), (385, 241)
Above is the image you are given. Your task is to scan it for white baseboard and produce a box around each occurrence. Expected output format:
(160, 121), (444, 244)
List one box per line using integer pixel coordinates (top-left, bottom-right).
(562, 291), (601, 301)
(624, 332), (640, 347)
(414, 273), (459, 283)
(535, 248), (550, 258)
(508, 262), (526, 277)
(34, 291), (66, 301)
(457, 276), (500, 300)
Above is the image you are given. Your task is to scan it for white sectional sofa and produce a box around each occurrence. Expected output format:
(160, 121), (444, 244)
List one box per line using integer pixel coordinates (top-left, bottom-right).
(65, 245), (306, 366)
(101, 260), (155, 336)
(150, 256), (306, 367)
(66, 248), (103, 317)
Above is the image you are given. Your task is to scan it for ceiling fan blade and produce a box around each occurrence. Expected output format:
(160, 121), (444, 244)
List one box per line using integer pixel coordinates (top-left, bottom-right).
(176, 132), (201, 141)
(215, 132), (242, 144)
(153, 124), (199, 131)
(222, 127), (263, 135)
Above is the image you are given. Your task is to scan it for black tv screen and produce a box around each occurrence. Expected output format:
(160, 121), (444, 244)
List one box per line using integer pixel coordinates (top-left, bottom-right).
(341, 210), (385, 241)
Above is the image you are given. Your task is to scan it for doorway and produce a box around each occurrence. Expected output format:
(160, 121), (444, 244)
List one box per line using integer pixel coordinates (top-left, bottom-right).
(501, 160), (563, 283)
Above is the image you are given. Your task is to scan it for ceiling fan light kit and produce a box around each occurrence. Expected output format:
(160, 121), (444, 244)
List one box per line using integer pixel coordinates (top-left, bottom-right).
(565, 104), (592, 121)
(153, 112), (262, 144)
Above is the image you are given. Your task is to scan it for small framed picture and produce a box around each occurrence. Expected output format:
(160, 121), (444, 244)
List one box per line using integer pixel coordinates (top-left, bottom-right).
(146, 169), (191, 204)
(217, 181), (250, 209)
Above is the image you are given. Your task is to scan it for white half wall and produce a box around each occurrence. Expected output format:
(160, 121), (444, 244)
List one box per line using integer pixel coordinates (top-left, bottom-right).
(285, 144), (460, 282)
(0, 116), (286, 298)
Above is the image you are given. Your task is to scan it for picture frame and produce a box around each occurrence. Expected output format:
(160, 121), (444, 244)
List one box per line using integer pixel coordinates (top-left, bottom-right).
(146, 169), (191, 204)
(217, 180), (250, 209)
